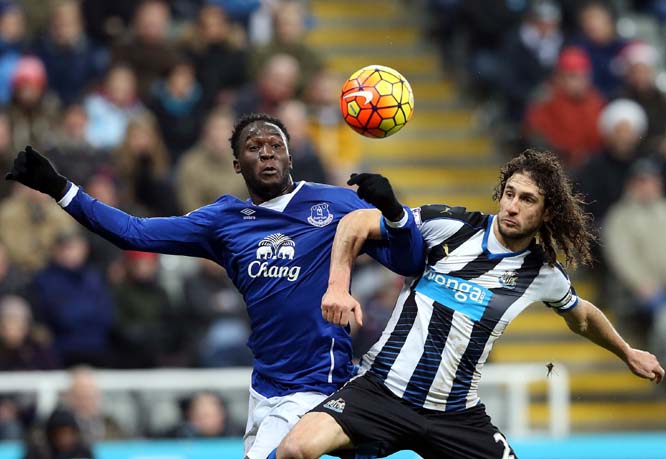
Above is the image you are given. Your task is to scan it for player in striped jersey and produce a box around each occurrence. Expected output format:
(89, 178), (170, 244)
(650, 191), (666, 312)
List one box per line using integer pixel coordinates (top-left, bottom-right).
(276, 150), (664, 459)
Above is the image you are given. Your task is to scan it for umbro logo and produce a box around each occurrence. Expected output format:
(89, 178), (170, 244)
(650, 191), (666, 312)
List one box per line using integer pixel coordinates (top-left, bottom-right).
(241, 208), (256, 220)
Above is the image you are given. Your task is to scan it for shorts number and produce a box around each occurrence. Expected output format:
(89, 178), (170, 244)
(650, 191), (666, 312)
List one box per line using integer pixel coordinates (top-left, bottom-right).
(493, 432), (515, 459)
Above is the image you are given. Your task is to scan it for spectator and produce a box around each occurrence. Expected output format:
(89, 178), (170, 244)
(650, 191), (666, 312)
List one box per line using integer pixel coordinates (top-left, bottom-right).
(169, 391), (243, 438)
(176, 109), (247, 213)
(303, 69), (361, 185)
(616, 41), (666, 156)
(0, 241), (30, 297)
(0, 186), (75, 272)
(111, 113), (178, 216)
(603, 159), (666, 362)
(277, 99), (329, 184)
(80, 0), (136, 46)
(6, 56), (60, 152)
(234, 52), (300, 117)
(182, 258), (250, 367)
(185, 4), (247, 110)
(498, 0), (564, 122)
(45, 103), (109, 186)
(524, 47), (605, 169)
(249, 0), (322, 94)
(110, 0), (180, 102)
(33, 0), (108, 105)
(0, 395), (24, 440)
(0, 2), (25, 105)
(576, 98), (647, 226)
(31, 229), (114, 367)
(112, 250), (176, 368)
(147, 58), (205, 163)
(62, 367), (124, 442)
(569, 1), (627, 99)
(23, 407), (94, 459)
(0, 295), (60, 371)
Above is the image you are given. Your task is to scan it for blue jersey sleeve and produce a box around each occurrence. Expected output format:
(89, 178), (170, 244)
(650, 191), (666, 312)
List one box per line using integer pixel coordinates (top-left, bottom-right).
(60, 183), (216, 258)
(363, 206), (426, 277)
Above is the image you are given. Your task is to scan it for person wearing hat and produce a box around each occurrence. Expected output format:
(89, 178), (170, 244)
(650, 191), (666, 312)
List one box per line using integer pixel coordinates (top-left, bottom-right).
(524, 46), (606, 169)
(603, 158), (666, 364)
(23, 407), (94, 459)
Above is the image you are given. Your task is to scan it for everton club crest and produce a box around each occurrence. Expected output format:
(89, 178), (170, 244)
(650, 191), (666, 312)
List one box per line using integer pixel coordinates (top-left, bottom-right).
(308, 203), (333, 227)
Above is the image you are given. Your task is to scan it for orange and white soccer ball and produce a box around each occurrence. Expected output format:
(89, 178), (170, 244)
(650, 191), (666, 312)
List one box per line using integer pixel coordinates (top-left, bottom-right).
(339, 64), (414, 138)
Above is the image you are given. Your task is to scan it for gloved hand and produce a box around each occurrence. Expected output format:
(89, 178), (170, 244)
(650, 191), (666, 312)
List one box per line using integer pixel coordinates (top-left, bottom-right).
(5, 146), (68, 200)
(348, 172), (404, 222)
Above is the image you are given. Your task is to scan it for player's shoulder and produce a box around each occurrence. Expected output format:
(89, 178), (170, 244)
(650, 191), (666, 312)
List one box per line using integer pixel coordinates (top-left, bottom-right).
(416, 204), (488, 228)
(301, 181), (354, 196)
(186, 194), (247, 216)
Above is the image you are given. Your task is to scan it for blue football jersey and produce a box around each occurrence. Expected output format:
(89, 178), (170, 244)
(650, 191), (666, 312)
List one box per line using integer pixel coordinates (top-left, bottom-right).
(58, 181), (425, 397)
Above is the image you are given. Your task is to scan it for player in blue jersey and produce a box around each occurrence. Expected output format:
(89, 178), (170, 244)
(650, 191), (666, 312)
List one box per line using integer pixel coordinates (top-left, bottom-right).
(275, 150), (665, 459)
(4, 113), (425, 459)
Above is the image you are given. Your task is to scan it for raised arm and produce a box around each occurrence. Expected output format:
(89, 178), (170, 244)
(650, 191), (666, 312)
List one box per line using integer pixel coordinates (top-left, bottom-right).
(6, 146), (214, 258)
(561, 298), (664, 383)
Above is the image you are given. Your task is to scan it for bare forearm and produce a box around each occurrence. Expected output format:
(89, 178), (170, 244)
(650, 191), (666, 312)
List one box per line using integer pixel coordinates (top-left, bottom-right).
(329, 210), (380, 289)
(567, 301), (630, 361)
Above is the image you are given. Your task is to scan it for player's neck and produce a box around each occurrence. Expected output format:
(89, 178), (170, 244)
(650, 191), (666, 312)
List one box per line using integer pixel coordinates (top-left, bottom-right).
(249, 178), (295, 205)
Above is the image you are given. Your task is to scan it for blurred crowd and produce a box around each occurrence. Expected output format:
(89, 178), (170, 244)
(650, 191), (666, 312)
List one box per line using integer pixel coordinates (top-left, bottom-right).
(0, 0), (400, 452)
(428, 0), (666, 374)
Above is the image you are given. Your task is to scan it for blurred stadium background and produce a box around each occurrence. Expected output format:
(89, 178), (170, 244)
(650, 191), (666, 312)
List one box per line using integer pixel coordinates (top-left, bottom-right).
(0, 0), (664, 458)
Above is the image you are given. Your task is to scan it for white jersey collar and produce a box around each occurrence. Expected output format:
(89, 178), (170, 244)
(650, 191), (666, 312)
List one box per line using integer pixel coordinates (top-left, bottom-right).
(255, 181), (305, 212)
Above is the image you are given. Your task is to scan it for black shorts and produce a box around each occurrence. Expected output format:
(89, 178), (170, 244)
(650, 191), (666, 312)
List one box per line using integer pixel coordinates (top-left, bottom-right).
(311, 373), (518, 459)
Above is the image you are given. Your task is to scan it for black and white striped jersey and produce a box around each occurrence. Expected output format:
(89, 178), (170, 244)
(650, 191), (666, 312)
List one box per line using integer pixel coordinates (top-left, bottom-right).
(359, 204), (578, 412)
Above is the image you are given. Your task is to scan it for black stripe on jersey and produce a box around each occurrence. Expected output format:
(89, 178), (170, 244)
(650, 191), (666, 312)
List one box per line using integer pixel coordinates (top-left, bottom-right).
(420, 205), (486, 227)
(401, 301), (454, 407)
(427, 226), (483, 266)
(369, 290), (419, 381)
(445, 251), (504, 281)
(445, 250), (543, 411)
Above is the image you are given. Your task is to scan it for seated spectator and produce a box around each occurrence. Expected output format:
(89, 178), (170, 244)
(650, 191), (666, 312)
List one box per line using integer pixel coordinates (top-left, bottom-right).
(0, 186), (75, 273)
(234, 52), (301, 117)
(0, 394), (25, 440)
(498, 0), (564, 122)
(112, 113), (178, 217)
(0, 295), (60, 371)
(185, 4), (248, 109)
(45, 103), (109, 186)
(110, 0), (180, 102)
(176, 109), (247, 213)
(524, 47), (605, 169)
(6, 56), (60, 152)
(568, 0), (627, 99)
(616, 41), (666, 156)
(249, 0), (322, 95)
(23, 407), (94, 459)
(0, 112), (15, 200)
(33, 0), (108, 106)
(0, 2), (25, 105)
(30, 229), (114, 367)
(147, 58), (205, 163)
(603, 159), (666, 362)
(181, 258), (250, 367)
(112, 250), (176, 368)
(277, 99), (329, 184)
(62, 367), (125, 442)
(169, 391), (243, 438)
(84, 63), (145, 150)
(576, 98), (647, 226)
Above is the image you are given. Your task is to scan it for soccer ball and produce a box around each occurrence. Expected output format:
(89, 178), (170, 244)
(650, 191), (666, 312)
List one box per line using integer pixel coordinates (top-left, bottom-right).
(340, 64), (414, 138)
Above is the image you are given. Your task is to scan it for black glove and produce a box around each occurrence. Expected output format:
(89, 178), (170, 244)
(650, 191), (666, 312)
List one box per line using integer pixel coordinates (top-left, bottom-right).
(5, 146), (68, 200)
(348, 172), (404, 222)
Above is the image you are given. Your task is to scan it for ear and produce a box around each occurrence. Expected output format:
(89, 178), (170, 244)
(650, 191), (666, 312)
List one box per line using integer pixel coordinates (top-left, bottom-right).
(288, 154), (293, 170)
(233, 158), (241, 174)
(543, 207), (553, 223)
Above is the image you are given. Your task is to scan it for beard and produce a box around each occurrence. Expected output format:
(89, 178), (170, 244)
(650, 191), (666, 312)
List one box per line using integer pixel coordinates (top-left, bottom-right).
(497, 219), (540, 242)
(243, 170), (293, 200)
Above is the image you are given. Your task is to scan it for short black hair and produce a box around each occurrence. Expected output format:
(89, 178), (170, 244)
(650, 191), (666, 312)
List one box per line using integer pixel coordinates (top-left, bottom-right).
(229, 113), (290, 158)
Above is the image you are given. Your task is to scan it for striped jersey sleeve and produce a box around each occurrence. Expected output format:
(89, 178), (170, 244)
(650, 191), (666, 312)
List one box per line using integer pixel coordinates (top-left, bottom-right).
(541, 263), (579, 312)
(413, 204), (487, 249)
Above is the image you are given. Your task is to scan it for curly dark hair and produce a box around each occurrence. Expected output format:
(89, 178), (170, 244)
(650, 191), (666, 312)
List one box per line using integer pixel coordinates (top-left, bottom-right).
(492, 149), (595, 267)
(229, 113), (290, 158)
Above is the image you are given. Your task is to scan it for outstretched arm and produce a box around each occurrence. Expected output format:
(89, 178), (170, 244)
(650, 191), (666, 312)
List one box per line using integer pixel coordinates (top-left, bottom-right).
(562, 299), (664, 383)
(6, 146), (214, 258)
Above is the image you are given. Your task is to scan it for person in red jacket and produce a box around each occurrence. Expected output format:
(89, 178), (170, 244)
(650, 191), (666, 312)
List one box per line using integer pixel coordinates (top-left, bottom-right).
(524, 46), (606, 170)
